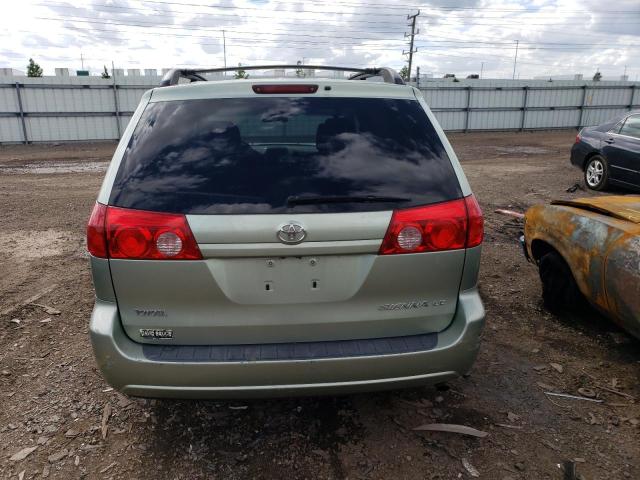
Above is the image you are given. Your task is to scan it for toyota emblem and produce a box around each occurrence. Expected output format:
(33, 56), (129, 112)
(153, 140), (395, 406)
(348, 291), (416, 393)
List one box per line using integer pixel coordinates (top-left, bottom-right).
(277, 222), (306, 245)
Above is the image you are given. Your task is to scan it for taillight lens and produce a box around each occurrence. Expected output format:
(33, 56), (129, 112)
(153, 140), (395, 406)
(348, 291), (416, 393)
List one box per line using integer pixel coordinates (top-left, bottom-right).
(87, 202), (108, 258)
(106, 207), (201, 260)
(464, 194), (484, 247)
(575, 133), (581, 144)
(379, 195), (483, 255)
(85, 204), (202, 260)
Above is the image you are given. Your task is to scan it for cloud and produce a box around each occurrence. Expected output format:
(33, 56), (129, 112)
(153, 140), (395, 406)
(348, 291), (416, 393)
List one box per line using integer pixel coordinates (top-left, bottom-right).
(0, 0), (638, 79)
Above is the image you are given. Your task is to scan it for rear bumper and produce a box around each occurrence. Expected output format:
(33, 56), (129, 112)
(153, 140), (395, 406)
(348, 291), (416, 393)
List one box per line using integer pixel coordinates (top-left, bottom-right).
(89, 289), (485, 398)
(570, 142), (590, 169)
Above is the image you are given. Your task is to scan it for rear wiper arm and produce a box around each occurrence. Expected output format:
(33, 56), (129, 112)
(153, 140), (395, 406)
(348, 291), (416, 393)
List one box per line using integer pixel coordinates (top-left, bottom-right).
(287, 195), (410, 206)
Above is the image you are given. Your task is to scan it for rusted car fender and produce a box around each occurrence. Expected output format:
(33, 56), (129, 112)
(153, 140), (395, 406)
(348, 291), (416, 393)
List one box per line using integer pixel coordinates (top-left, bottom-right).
(604, 235), (640, 338)
(524, 201), (640, 336)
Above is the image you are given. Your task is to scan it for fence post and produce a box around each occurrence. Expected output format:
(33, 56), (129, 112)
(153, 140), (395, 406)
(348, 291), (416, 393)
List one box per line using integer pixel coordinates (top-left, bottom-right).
(629, 85), (636, 111)
(520, 86), (528, 131)
(14, 82), (29, 144)
(464, 86), (471, 132)
(577, 85), (587, 129)
(112, 74), (121, 139)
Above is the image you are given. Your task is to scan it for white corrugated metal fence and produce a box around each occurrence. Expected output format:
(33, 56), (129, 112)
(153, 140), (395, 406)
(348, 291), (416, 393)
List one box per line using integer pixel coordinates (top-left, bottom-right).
(0, 73), (638, 143)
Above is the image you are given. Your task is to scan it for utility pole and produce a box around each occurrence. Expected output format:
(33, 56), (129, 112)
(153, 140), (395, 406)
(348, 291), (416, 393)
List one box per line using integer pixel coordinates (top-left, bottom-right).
(403, 10), (420, 83)
(416, 66), (420, 88)
(80, 51), (84, 70)
(480, 61), (484, 79)
(222, 30), (227, 75)
(512, 40), (519, 80)
(111, 60), (121, 138)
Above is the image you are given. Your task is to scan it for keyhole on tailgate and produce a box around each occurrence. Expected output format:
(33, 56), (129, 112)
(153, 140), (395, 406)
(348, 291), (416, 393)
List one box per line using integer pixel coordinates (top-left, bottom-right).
(312, 280), (319, 290)
(265, 281), (273, 291)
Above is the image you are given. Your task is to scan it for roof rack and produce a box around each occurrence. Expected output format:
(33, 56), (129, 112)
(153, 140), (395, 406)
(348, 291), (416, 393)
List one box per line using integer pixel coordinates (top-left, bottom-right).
(159, 65), (405, 87)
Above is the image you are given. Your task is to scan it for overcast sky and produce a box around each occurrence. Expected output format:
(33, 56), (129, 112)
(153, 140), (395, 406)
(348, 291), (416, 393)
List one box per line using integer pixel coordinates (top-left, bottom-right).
(1, 0), (639, 80)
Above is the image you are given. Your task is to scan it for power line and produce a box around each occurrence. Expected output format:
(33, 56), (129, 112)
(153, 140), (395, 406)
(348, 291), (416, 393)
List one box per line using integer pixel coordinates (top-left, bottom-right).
(37, 2), (640, 27)
(33, 1), (640, 52)
(14, 2), (639, 74)
(31, 20), (407, 48)
(29, 16), (640, 50)
(35, 11), (640, 47)
(38, 0), (639, 19)
(22, 26), (405, 51)
(110, 0), (640, 15)
(32, 25), (628, 70)
(420, 20), (640, 41)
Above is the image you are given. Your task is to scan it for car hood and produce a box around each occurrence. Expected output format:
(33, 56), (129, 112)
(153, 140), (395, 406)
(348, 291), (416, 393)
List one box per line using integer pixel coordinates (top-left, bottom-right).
(552, 196), (640, 224)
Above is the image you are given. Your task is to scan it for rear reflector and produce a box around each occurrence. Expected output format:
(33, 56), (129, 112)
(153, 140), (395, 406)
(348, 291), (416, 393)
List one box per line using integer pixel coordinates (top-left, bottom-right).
(379, 195), (483, 255)
(252, 84), (318, 94)
(86, 203), (202, 260)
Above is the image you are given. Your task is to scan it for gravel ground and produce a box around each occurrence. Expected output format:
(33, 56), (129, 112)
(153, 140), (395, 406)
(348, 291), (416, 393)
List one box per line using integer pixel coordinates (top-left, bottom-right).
(0, 131), (638, 480)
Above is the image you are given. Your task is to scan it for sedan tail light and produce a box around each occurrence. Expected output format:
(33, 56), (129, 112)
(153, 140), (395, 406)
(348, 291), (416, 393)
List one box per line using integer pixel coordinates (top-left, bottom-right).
(86, 203), (202, 260)
(379, 195), (483, 255)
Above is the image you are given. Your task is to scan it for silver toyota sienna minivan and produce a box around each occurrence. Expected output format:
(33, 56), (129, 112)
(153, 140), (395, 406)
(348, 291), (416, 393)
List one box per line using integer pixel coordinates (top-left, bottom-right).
(87, 66), (485, 398)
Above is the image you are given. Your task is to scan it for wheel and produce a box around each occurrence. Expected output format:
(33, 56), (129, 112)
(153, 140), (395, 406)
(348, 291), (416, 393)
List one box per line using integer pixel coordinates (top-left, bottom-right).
(538, 251), (582, 313)
(584, 155), (609, 191)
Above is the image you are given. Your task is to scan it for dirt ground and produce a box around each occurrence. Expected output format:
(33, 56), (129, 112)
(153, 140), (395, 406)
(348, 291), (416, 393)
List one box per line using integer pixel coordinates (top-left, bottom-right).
(0, 131), (638, 480)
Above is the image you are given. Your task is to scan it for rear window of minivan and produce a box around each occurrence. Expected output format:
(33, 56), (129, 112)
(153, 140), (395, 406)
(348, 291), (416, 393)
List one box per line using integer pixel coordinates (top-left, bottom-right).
(109, 97), (462, 214)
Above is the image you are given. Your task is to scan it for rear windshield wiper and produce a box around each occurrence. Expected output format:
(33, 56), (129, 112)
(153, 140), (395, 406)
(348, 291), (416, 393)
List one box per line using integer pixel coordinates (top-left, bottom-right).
(287, 195), (411, 206)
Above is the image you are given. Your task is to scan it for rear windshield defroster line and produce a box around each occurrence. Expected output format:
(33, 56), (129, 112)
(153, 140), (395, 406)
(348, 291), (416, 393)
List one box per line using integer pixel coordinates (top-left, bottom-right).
(109, 97), (462, 214)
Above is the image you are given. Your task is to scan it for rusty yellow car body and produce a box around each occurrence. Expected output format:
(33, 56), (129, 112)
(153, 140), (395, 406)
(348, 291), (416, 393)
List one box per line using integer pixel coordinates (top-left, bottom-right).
(524, 195), (640, 339)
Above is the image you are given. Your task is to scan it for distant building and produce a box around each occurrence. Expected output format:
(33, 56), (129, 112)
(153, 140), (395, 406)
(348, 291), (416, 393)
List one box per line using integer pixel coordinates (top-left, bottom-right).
(533, 74), (583, 81)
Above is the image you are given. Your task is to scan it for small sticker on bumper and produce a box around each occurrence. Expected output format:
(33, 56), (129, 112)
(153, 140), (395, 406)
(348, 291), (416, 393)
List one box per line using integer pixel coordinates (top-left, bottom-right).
(139, 328), (173, 339)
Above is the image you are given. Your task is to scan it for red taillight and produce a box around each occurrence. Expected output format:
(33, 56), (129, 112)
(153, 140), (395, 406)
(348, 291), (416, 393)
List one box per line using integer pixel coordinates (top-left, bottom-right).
(106, 207), (202, 260)
(86, 204), (202, 260)
(575, 133), (581, 144)
(87, 202), (108, 258)
(464, 194), (484, 248)
(379, 195), (483, 255)
(252, 84), (318, 94)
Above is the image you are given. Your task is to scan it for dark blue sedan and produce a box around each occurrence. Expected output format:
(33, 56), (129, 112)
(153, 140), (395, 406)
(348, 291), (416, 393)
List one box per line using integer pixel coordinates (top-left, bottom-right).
(571, 111), (640, 191)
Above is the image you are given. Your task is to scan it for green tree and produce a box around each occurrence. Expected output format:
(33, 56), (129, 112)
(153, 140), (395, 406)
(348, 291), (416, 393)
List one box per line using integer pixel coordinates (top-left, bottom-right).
(295, 60), (305, 78)
(101, 65), (111, 79)
(399, 65), (409, 81)
(27, 58), (43, 77)
(234, 64), (249, 79)
(592, 71), (602, 82)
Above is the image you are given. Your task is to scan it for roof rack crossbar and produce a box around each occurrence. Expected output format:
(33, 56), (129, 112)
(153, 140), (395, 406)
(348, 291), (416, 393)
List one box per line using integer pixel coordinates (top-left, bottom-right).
(159, 65), (404, 87)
